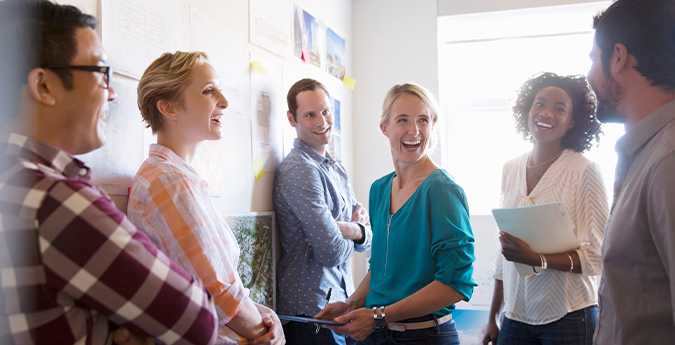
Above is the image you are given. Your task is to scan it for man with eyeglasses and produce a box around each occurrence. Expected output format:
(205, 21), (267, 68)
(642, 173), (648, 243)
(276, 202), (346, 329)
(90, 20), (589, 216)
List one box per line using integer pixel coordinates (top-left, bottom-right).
(0, 1), (219, 344)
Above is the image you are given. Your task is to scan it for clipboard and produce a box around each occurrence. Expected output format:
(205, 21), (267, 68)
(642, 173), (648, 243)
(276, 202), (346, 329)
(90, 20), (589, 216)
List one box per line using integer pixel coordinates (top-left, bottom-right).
(278, 315), (348, 326)
(491, 202), (580, 277)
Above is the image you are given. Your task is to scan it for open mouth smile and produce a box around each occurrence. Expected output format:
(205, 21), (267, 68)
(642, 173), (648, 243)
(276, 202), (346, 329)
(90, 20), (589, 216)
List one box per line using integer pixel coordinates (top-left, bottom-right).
(402, 139), (422, 149)
(210, 114), (223, 125)
(535, 119), (554, 129)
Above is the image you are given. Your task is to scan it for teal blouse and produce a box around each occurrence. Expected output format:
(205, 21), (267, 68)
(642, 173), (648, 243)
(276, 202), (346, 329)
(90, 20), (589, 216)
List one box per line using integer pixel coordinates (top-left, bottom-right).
(365, 169), (476, 315)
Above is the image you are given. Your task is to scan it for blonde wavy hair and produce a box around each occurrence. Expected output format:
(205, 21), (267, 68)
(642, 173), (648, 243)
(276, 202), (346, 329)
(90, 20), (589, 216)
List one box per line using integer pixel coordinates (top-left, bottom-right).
(137, 51), (209, 133)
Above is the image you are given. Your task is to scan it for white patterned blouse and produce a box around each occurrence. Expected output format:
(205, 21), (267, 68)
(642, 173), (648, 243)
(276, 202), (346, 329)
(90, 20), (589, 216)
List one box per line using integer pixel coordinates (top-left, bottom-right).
(493, 149), (609, 325)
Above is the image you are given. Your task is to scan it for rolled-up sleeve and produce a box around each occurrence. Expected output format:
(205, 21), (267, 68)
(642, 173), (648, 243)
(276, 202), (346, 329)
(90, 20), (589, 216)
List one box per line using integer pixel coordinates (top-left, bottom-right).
(574, 162), (609, 277)
(429, 184), (477, 301)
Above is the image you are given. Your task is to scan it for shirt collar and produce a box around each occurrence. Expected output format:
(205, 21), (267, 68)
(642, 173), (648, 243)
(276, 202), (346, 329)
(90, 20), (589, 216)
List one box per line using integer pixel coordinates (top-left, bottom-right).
(148, 143), (200, 175)
(2, 132), (90, 179)
(293, 138), (334, 167)
(616, 99), (675, 157)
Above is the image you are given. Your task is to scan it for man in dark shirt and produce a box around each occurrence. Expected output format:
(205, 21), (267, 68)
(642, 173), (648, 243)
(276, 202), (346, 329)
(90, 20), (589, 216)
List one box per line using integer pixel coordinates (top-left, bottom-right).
(0, 1), (219, 343)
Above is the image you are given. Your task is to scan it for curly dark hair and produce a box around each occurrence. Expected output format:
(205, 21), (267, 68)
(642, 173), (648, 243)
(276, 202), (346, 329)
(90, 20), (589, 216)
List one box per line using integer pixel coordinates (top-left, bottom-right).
(512, 72), (602, 153)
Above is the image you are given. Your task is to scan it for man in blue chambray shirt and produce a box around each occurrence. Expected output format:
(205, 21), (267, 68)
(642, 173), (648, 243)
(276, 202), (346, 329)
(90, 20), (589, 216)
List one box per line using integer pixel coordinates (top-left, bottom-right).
(274, 78), (372, 345)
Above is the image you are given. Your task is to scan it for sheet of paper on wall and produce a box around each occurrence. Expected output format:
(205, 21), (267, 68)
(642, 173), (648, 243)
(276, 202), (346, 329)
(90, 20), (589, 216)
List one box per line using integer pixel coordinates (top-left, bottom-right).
(75, 76), (144, 195)
(214, 112), (252, 211)
(190, 7), (245, 115)
(250, 55), (284, 173)
(491, 202), (579, 277)
(325, 28), (346, 81)
(102, 0), (181, 79)
(281, 67), (303, 158)
(292, 4), (324, 69)
(249, 0), (292, 57)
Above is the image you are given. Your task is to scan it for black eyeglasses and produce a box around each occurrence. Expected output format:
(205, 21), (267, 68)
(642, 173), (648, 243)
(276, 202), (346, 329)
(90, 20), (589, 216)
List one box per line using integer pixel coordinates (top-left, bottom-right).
(42, 65), (112, 89)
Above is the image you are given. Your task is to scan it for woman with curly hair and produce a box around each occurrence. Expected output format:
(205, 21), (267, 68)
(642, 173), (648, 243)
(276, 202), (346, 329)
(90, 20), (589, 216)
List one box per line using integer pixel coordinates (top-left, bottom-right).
(482, 72), (609, 345)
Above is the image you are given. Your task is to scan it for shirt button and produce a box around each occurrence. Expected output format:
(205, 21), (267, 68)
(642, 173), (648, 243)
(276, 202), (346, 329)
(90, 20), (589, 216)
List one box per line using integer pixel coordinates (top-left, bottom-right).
(79, 168), (88, 176)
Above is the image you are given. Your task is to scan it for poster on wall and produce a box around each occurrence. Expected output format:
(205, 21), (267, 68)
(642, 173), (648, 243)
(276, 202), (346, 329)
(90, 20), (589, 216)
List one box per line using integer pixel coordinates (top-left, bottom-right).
(292, 4), (322, 68)
(222, 212), (276, 309)
(76, 76), (144, 195)
(250, 55), (285, 173)
(249, 0), (292, 57)
(102, 0), (181, 79)
(327, 98), (342, 162)
(325, 28), (346, 80)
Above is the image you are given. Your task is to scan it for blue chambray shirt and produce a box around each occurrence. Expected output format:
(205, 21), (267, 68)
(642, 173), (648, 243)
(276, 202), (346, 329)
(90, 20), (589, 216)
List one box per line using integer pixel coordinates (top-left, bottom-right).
(274, 139), (372, 316)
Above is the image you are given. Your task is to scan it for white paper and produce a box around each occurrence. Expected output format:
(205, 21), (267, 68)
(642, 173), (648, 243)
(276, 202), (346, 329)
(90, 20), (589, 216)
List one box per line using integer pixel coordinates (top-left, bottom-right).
(190, 7), (245, 115)
(492, 202), (579, 277)
(250, 55), (284, 173)
(281, 67), (303, 157)
(250, 0), (292, 57)
(76, 76), (144, 195)
(102, 0), (181, 79)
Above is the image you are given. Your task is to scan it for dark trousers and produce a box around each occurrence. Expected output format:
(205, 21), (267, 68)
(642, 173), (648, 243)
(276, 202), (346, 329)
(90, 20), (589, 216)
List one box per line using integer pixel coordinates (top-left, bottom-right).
(283, 319), (358, 345)
(497, 306), (598, 345)
(359, 315), (460, 345)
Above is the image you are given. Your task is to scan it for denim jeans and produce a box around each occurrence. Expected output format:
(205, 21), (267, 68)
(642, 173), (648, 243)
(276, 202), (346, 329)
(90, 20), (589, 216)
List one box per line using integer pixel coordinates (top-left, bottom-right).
(282, 318), (357, 345)
(497, 306), (598, 345)
(358, 315), (460, 345)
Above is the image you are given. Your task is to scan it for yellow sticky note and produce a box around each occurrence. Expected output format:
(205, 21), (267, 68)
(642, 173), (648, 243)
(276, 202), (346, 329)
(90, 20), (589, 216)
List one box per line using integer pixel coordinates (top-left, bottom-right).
(342, 76), (356, 90)
(254, 157), (264, 180)
(250, 59), (267, 74)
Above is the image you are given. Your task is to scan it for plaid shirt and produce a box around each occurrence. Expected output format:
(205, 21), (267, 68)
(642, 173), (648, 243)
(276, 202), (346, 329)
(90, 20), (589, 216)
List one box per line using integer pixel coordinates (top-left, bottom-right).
(127, 144), (248, 344)
(0, 133), (218, 345)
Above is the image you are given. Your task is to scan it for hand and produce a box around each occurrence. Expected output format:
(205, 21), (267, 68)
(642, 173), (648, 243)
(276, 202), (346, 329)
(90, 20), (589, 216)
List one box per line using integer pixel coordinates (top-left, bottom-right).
(482, 319), (499, 344)
(336, 221), (362, 241)
(112, 327), (155, 345)
(305, 238), (311, 246)
(315, 301), (353, 321)
(252, 305), (285, 345)
(325, 307), (375, 341)
(351, 203), (370, 226)
(499, 232), (539, 266)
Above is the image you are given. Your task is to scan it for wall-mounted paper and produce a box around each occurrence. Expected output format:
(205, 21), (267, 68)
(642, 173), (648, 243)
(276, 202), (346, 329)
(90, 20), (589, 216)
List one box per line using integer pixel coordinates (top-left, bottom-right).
(76, 76), (144, 195)
(250, 0), (292, 57)
(190, 7), (245, 115)
(250, 55), (284, 173)
(326, 28), (346, 80)
(102, 0), (181, 79)
(342, 76), (356, 90)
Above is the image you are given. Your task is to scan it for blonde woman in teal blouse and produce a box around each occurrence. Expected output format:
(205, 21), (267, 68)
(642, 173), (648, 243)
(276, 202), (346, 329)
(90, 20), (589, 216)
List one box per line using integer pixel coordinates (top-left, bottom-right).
(316, 83), (476, 344)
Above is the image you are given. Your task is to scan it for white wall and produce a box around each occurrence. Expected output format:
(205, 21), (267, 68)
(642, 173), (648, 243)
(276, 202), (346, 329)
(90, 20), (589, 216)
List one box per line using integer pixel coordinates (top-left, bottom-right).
(60, 0), (354, 215)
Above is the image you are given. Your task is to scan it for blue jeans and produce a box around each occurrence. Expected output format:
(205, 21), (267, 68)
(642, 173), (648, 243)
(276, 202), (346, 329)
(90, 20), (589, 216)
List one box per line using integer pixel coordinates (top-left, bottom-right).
(359, 315), (460, 345)
(497, 306), (598, 345)
(283, 318), (357, 345)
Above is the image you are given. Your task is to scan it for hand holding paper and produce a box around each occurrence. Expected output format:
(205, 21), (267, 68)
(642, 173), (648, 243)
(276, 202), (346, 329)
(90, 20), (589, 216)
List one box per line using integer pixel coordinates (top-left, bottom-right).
(499, 231), (540, 267)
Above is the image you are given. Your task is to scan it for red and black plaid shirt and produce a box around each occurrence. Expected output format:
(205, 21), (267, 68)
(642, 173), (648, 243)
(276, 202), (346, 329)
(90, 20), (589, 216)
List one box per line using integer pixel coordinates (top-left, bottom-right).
(0, 133), (218, 344)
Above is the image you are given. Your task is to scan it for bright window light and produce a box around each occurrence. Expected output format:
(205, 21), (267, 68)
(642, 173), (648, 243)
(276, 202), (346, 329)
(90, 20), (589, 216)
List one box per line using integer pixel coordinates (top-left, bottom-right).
(438, 1), (620, 216)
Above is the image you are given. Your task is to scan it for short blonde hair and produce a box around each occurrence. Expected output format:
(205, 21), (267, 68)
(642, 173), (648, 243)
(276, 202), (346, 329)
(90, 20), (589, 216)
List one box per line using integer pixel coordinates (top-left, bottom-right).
(137, 51), (209, 133)
(380, 82), (440, 151)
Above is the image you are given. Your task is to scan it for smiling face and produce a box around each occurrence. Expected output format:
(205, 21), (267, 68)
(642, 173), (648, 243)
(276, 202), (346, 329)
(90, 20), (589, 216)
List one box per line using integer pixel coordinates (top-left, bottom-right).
(288, 88), (333, 155)
(380, 93), (433, 166)
(527, 86), (575, 147)
(587, 40), (625, 124)
(58, 27), (117, 154)
(174, 62), (228, 143)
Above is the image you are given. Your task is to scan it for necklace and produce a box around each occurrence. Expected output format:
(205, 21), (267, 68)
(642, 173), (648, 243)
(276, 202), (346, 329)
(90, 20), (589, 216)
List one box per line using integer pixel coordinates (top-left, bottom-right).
(527, 151), (563, 169)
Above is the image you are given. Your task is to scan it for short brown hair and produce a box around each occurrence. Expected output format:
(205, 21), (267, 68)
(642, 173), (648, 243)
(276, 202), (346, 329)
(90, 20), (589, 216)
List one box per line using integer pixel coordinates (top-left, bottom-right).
(287, 78), (331, 121)
(137, 51), (208, 134)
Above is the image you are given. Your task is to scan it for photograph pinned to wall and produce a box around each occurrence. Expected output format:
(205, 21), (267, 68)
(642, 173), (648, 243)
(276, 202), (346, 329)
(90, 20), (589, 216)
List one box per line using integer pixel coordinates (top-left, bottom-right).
(76, 76), (144, 195)
(328, 134), (341, 163)
(292, 4), (322, 68)
(333, 98), (341, 136)
(222, 212), (276, 309)
(250, 0), (292, 57)
(250, 55), (284, 173)
(102, 0), (181, 79)
(325, 28), (346, 80)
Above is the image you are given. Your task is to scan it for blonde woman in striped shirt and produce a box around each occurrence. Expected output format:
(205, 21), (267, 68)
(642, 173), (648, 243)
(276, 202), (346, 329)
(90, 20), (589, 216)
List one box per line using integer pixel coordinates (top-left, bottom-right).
(483, 73), (609, 345)
(129, 51), (284, 344)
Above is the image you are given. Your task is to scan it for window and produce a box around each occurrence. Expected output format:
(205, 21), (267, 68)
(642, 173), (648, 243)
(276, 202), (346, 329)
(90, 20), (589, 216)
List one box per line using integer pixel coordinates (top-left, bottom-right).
(438, 1), (619, 215)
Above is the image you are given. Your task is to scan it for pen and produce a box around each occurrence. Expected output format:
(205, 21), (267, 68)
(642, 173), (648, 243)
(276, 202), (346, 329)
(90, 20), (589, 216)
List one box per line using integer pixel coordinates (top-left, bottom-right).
(316, 288), (332, 334)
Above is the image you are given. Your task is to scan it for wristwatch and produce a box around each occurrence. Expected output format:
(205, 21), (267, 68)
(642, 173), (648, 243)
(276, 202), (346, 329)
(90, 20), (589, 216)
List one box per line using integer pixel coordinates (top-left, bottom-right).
(373, 306), (387, 329)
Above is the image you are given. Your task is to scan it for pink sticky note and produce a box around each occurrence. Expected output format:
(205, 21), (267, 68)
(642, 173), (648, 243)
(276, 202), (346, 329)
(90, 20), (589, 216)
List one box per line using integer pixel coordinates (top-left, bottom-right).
(301, 48), (310, 64)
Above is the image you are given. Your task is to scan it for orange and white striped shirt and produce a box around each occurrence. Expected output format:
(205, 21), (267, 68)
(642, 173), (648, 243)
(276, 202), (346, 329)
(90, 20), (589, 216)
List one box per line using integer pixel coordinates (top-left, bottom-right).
(128, 143), (248, 344)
